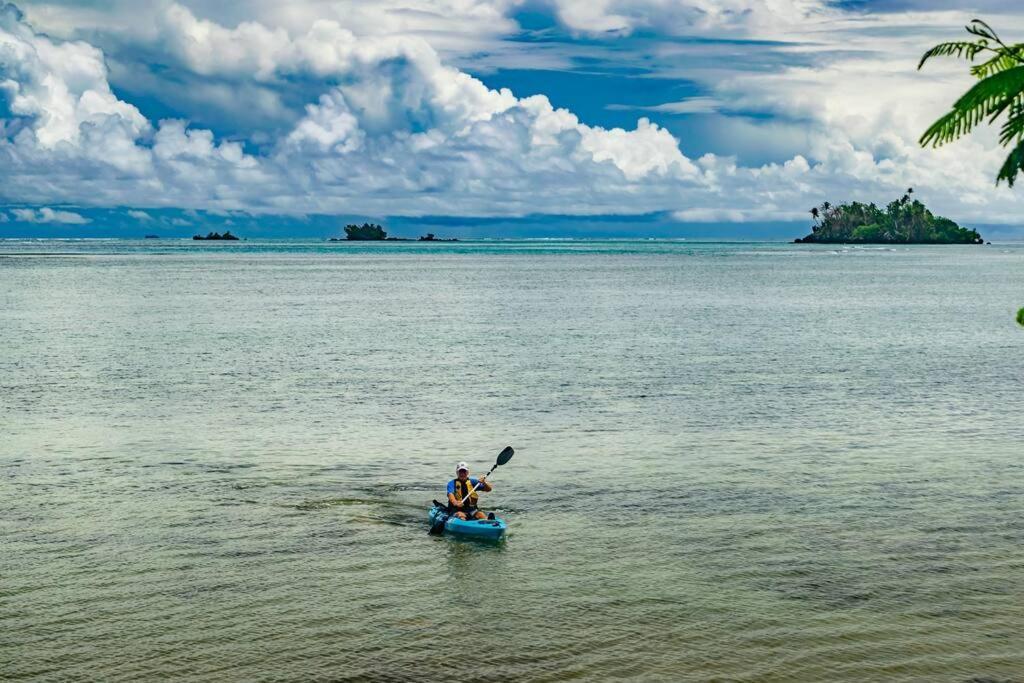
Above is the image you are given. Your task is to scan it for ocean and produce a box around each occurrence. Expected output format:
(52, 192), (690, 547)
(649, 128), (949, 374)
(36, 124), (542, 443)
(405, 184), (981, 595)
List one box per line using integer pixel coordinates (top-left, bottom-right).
(2, 239), (1023, 681)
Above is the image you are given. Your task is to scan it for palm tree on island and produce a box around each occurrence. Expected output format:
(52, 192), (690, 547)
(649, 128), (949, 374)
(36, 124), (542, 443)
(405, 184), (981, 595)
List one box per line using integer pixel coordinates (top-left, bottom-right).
(797, 189), (982, 244)
(343, 223), (388, 240)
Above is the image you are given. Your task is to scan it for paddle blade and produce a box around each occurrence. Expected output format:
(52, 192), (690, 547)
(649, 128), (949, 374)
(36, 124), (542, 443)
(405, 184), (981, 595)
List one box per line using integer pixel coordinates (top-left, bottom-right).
(429, 505), (448, 535)
(496, 446), (514, 466)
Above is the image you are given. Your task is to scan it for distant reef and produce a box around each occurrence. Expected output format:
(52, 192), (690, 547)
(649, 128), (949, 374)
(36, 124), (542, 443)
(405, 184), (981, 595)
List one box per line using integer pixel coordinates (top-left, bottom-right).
(193, 231), (240, 241)
(795, 189), (984, 244)
(328, 223), (457, 242)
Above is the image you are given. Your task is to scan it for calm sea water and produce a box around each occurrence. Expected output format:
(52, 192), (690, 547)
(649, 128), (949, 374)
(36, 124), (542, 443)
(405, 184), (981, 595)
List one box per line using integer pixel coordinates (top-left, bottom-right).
(2, 239), (1023, 682)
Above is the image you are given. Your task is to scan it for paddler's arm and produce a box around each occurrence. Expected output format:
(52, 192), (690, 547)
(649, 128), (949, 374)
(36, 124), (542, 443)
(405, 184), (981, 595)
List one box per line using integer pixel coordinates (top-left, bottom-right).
(477, 477), (492, 492)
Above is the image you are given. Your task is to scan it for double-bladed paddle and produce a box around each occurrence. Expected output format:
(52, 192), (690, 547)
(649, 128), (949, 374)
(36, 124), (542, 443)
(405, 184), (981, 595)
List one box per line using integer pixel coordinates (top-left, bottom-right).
(429, 446), (514, 536)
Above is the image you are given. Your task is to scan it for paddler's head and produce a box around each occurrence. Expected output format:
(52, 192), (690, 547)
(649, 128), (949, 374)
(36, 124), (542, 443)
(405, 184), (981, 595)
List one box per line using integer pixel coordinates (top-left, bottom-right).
(456, 462), (470, 480)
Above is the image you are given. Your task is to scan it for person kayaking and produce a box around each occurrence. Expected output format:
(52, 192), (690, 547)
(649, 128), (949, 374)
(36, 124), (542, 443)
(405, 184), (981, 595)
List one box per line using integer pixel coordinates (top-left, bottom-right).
(447, 461), (493, 520)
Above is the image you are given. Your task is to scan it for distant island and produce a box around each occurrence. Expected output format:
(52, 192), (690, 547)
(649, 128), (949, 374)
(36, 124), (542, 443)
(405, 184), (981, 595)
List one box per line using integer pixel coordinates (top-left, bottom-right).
(341, 223), (388, 240)
(144, 234), (159, 239)
(795, 189), (984, 244)
(328, 223), (457, 242)
(193, 231), (240, 241)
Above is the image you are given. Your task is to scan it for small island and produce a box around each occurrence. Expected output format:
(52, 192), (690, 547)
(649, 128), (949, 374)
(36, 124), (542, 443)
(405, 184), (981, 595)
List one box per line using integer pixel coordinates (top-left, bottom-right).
(795, 189), (983, 244)
(339, 223), (389, 240)
(328, 223), (458, 242)
(193, 231), (240, 241)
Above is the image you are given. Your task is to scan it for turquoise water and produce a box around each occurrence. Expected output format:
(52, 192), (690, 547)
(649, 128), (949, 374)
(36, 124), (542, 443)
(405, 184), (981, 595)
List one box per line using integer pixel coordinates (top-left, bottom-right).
(2, 239), (1023, 681)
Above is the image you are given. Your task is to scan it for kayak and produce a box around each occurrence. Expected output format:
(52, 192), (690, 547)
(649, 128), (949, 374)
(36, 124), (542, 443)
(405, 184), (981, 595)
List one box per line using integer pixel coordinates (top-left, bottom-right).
(429, 503), (507, 540)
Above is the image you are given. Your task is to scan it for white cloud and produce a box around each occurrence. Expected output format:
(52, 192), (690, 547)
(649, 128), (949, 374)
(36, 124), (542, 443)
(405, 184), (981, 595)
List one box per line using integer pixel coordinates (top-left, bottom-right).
(608, 97), (723, 115)
(549, 0), (830, 36)
(0, 2), (707, 217)
(127, 209), (151, 220)
(11, 206), (90, 223)
(17, 0), (524, 63)
(4, 1), (1024, 227)
(0, 5), (148, 153)
(284, 90), (365, 153)
(700, 32), (1024, 218)
(580, 116), (696, 180)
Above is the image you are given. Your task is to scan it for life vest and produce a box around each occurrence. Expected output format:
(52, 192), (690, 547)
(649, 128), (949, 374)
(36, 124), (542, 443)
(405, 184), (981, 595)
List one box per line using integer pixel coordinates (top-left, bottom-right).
(452, 478), (479, 507)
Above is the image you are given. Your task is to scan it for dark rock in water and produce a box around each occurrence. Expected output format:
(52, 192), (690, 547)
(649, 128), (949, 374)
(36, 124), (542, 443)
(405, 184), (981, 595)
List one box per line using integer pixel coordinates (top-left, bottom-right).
(193, 231), (239, 241)
(144, 234), (160, 239)
(418, 233), (458, 242)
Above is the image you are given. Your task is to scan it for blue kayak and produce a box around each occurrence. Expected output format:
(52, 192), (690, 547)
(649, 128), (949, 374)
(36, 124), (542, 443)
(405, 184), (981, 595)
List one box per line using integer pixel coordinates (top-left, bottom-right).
(429, 504), (507, 540)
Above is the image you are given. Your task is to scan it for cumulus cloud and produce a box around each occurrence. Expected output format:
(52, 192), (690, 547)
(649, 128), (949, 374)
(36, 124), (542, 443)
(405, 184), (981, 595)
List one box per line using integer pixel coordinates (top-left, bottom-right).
(4, 1), (1024, 226)
(11, 206), (90, 223)
(586, 5), (1024, 221)
(0, 3), (149, 173)
(698, 14), (1024, 218)
(127, 209), (151, 220)
(0, 2), (706, 217)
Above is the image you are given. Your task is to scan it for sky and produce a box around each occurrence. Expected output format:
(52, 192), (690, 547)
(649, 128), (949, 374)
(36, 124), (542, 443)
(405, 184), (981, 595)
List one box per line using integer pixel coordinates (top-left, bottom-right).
(2, 0), (1024, 238)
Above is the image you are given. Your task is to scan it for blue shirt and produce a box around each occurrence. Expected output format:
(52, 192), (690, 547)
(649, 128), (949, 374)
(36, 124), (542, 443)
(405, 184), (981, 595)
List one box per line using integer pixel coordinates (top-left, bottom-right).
(447, 478), (481, 495)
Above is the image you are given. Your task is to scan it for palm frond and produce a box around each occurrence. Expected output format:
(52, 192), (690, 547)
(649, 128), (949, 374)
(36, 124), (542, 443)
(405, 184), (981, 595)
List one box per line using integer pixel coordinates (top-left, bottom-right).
(966, 19), (1001, 43)
(919, 20), (1024, 188)
(920, 66), (1024, 147)
(970, 49), (1024, 78)
(918, 41), (987, 70)
(996, 138), (1024, 185)
(998, 99), (1024, 146)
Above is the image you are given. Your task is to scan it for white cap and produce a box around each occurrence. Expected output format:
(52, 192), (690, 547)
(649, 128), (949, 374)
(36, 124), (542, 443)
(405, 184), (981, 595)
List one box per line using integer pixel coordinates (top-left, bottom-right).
(456, 461), (469, 473)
